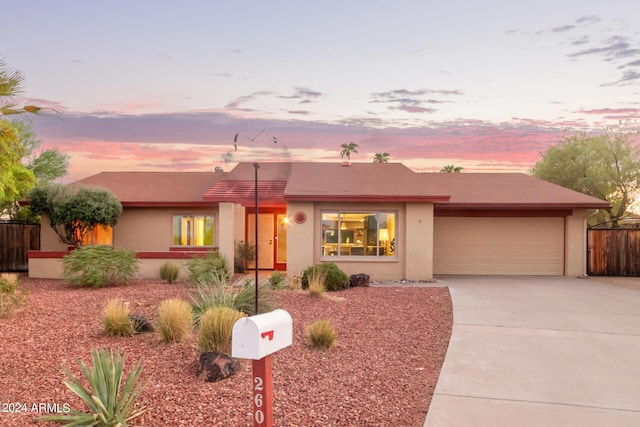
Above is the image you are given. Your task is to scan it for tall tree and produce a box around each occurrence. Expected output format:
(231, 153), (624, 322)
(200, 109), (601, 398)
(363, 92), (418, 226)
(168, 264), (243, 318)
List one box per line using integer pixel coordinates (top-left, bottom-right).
(530, 126), (640, 226)
(440, 164), (463, 173)
(373, 152), (390, 163)
(339, 142), (359, 162)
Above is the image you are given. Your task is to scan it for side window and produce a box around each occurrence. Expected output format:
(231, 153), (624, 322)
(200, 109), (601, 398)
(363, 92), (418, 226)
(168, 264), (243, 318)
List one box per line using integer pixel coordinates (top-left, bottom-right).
(172, 215), (215, 246)
(321, 211), (396, 258)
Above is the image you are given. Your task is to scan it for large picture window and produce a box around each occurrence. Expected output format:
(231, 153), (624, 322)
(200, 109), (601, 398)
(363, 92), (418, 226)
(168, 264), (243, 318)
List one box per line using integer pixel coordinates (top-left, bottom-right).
(321, 211), (396, 258)
(172, 215), (215, 247)
(80, 226), (113, 246)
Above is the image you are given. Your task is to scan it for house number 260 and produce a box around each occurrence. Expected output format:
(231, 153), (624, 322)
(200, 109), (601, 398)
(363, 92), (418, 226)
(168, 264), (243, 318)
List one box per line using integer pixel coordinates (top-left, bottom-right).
(254, 376), (265, 424)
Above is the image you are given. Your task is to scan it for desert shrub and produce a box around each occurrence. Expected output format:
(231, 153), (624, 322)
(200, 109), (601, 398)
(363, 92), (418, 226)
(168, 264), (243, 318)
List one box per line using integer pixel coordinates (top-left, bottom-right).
(306, 319), (337, 350)
(157, 298), (193, 343)
(301, 263), (349, 291)
(189, 276), (274, 324)
(289, 275), (302, 290)
(103, 299), (135, 337)
(62, 245), (139, 288)
(198, 306), (246, 355)
(0, 273), (27, 318)
(159, 262), (180, 283)
(37, 347), (146, 426)
(307, 268), (326, 298)
(185, 251), (230, 285)
(267, 271), (286, 289)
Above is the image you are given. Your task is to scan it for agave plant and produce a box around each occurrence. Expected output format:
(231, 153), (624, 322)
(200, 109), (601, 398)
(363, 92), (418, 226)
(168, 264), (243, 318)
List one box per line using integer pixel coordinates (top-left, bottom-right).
(37, 347), (146, 427)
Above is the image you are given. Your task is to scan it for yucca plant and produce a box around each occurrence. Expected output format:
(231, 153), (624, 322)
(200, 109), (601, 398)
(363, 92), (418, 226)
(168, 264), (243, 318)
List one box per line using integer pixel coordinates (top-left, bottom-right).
(157, 298), (193, 343)
(198, 306), (246, 355)
(267, 271), (286, 289)
(103, 299), (135, 337)
(37, 347), (146, 426)
(306, 319), (337, 350)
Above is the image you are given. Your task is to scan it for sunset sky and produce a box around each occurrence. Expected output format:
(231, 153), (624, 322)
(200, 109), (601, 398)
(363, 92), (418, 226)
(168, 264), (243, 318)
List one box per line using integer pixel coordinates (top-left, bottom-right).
(2, 1), (640, 181)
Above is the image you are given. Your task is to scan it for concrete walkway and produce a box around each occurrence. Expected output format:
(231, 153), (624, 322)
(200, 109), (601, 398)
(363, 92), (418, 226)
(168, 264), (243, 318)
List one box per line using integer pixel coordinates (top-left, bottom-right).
(424, 276), (640, 427)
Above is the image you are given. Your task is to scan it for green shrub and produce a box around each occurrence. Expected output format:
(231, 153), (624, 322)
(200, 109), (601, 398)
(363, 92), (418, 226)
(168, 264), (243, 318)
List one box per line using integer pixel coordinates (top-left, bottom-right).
(37, 347), (146, 426)
(185, 251), (230, 285)
(306, 319), (337, 350)
(159, 262), (180, 283)
(62, 245), (139, 288)
(157, 298), (193, 343)
(189, 276), (274, 323)
(235, 240), (256, 273)
(103, 299), (135, 337)
(301, 263), (349, 291)
(267, 271), (286, 289)
(0, 273), (27, 318)
(198, 306), (246, 354)
(307, 268), (326, 298)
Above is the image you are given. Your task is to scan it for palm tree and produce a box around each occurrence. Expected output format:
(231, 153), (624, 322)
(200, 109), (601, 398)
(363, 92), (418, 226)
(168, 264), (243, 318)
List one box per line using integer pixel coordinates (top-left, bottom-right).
(339, 142), (359, 162)
(0, 60), (41, 117)
(373, 152), (390, 163)
(440, 164), (463, 173)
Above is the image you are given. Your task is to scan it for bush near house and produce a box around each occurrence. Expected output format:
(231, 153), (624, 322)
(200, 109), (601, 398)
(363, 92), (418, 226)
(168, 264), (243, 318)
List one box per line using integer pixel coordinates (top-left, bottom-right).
(301, 263), (349, 292)
(0, 273), (27, 318)
(62, 245), (139, 288)
(159, 262), (180, 283)
(184, 251), (230, 285)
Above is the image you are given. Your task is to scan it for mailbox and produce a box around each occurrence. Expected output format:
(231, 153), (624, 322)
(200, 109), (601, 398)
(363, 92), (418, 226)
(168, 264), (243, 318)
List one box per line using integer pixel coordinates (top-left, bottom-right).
(232, 309), (293, 360)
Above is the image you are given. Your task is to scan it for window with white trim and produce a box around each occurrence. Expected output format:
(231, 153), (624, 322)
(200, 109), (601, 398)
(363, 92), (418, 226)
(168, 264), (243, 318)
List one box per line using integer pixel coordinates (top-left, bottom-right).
(321, 211), (396, 258)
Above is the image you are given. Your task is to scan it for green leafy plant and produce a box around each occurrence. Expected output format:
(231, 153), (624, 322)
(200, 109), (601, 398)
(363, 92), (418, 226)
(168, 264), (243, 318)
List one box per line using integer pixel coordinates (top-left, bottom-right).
(103, 299), (134, 337)
(301, 263), (349, 291)
(37, 347), (146, 426)
(159, 262), (179, 284)
(267, 271), (286, 289)
(189, 275), (274, 323)
(0, 273), (27, 318)
(306, 319), (337, 350)
(184, 251), (230, 285)
(307, 268), (326, 298)
(157, 298), (193, 343)
(62, 245), (139, 288)
(198, 306), (246, 355)
(235, 240), (256, 273)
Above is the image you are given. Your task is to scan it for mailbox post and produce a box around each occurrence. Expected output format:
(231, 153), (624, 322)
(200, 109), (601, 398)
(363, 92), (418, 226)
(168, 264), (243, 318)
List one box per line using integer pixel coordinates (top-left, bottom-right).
(232, 309), (293, 427)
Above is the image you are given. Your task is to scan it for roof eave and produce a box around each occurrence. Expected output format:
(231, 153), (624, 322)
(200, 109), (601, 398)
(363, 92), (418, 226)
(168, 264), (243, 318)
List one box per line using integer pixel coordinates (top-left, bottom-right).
(285, 195), (451, 203)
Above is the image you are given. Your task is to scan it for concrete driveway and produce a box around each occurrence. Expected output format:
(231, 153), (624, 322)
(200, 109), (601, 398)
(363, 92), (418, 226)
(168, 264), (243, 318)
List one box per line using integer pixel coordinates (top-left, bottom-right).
(424, 276), (640, 427)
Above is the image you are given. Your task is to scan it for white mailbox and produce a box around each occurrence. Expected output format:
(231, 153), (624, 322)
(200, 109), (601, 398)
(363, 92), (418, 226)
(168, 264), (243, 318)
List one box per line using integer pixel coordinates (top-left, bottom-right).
(232, 309), (293, 360)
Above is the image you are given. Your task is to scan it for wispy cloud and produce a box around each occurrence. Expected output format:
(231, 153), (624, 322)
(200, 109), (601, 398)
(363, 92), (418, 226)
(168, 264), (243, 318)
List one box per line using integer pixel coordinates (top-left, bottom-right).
(225, 91), (275, 110)
(278, 87), (323, 103)
(369, 89), (462, 114)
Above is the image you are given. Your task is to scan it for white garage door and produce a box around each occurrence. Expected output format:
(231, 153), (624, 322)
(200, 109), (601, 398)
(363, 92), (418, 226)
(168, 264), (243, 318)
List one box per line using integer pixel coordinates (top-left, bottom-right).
(434, 217), (564, 275)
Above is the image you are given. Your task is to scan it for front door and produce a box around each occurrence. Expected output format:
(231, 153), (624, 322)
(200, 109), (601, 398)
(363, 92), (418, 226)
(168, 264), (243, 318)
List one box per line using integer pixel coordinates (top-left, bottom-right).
(247, 213), (274, 269)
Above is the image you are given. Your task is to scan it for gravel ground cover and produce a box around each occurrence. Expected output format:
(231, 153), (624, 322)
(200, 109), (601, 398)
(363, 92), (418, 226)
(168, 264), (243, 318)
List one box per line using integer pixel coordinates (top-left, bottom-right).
(0, 276), (452, 427)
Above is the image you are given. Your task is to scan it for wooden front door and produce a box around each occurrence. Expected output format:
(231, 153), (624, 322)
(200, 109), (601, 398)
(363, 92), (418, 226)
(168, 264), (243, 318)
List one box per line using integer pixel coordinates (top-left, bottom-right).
(247, 213), (275, 269)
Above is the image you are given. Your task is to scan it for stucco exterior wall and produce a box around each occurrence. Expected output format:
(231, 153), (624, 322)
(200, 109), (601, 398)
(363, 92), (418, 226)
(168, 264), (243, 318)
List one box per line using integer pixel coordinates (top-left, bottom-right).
(285, 202), (315, 277)
(39, 216), (68, 251)
(565, 208), (588, 276)
(405, 203), (434, 280)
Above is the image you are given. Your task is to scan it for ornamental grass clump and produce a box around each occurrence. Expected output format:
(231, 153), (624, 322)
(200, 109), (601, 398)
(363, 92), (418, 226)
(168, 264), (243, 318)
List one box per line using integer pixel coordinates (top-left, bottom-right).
(37, 347), (146, 426)
(157, 298), (193, 343)
(159, 262), (180, 284)
(301, 263), (349, 291)
(307, 268), (326, 298)
(0, 273), (27, 318)
(306, 319), (337, 350)
(198, 306), (246, 355)
(103, 299), (135, 337)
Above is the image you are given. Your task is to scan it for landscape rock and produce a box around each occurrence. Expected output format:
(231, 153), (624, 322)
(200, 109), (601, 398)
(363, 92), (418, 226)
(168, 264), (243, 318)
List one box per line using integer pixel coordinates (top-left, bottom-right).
(350, 273), (370, 287)
(198, 351), (241, 382)
(129, 314), (154, 333)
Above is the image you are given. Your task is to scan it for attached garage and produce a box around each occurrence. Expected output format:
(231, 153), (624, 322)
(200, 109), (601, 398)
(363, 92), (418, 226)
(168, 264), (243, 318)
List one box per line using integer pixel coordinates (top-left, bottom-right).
(433, 217), (565, 275)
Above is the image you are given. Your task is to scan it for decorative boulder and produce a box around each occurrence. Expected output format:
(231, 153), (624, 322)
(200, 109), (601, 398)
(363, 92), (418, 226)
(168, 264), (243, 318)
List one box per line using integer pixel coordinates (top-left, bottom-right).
(129, 314), (154, 333)
(198, 351), (241, 382)
(350, 273), (370, 287)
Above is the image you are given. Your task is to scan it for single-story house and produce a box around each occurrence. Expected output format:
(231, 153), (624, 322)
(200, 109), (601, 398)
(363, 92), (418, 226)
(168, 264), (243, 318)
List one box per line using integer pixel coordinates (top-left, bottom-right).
(29, 161), (610, 280)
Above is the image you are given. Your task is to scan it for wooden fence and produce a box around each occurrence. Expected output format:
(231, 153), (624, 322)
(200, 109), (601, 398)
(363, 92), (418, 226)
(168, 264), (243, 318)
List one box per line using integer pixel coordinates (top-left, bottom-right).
(0, 222), (40, 272)
(587, 229), (640, 276)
